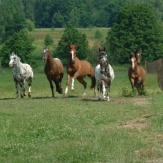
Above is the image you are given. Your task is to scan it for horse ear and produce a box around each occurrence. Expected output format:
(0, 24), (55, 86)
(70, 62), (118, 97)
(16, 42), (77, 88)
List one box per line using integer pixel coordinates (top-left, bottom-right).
(103, 47), (105, 51)
(75, 45), (78, 49)
(99, 48), (101, 52)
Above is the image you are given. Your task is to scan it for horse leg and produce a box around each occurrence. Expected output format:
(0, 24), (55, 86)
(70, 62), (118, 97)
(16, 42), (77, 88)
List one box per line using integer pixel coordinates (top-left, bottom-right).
(71, 78), (75, 91)
(28, 77), (33, 97)
(106, 85), (110, 101)
(96, 80), (101, 100)
(64, 74), (70, 96)
(88, 74), (96, 97)
(54, 81), (62, 94)
(71, 72), (80, 92)
(49, 80), (54, 97)
(14, 78), (19, 98)
(130, 78), (135, 91)
(77, 78), (87, 96)
(20, 79), (25, 98)
(102, 80), (106, 100)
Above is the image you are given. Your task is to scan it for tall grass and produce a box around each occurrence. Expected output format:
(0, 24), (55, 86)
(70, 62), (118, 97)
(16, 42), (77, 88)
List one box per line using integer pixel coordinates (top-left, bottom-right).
(0, 64), (163, 163)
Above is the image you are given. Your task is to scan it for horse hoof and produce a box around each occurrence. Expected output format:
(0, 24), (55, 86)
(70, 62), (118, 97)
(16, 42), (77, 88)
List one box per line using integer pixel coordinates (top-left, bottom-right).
(21, 95), (24, 98)
(82, 93), (86, 97)
(28, 92), (31, 97)
(15, 95), (19, 99)
(63, 93), (68, 97)
(70, 89), (74, 92)
(98, 98), (101, 101)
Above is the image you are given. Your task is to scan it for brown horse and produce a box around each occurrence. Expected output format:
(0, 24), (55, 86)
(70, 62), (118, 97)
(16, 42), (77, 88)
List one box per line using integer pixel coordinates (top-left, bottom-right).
(42, 47), (64, 97)
(64, 44), (96, 96)
(128, 50), (146, 93)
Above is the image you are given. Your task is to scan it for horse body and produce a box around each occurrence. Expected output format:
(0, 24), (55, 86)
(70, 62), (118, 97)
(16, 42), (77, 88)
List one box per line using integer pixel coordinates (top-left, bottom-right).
(43, 47), (64, 97)
(9, 52), (33, 98)
(64, 44), (96, 96)
(95, 49), (114, 101)
(128, 50), (146, 93)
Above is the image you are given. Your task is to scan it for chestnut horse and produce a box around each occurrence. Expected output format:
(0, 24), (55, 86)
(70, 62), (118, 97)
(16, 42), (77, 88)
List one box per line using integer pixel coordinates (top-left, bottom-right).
(128, 50), (146, 93)
(42, 47), (64, 97)
(64, 44), (96, 96)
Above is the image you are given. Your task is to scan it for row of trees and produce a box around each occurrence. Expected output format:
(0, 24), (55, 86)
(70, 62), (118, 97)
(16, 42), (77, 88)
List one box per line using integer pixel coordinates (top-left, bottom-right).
(1, 0), (163, 30)
(0, 3), (163, 67)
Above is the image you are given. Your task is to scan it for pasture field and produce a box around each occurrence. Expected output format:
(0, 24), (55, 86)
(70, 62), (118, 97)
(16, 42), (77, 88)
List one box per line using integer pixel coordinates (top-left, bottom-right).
(0, 65), (163, 163)
(28, 27), (109, 47)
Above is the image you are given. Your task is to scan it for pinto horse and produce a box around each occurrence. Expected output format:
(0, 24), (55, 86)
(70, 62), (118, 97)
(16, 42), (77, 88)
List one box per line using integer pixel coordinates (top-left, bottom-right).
(95, 48), (114, 101)
(64, 44), (96, 96)
(9, 52), (33, 98)
(128, 50), (146, 93)
(42, 47), (64, 97)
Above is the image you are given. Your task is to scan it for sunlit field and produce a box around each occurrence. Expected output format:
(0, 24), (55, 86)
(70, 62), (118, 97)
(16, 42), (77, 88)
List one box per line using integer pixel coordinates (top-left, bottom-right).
(0, 28), (163, 162)
(0, 64), (163, 162)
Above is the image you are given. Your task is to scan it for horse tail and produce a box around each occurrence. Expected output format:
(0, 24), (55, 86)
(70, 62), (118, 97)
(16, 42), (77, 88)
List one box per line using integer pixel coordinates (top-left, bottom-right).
(90, 76), (96, 89)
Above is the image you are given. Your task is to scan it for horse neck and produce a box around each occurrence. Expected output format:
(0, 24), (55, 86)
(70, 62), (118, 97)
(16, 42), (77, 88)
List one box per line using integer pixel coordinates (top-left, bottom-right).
(69, 53), (78, 62)
(134, 62), (140, 70)
(46, 52), (54, 65)
(14, 58), (23, 73)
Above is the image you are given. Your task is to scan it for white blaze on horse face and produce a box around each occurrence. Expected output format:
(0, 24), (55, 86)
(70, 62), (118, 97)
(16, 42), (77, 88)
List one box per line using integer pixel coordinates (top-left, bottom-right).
(9, 56), (15, 67)
(71, 50), (75, 61)
(131, 58), (135, 69)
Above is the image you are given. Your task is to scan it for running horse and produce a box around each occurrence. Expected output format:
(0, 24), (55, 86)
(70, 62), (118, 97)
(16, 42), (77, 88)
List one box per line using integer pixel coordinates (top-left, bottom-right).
(128, 50), (146, 93)
(9, 52), (34, 98)
(64, 44), (96, 96)
(42, 47), (64, 97)
(95, 48), (114, 101)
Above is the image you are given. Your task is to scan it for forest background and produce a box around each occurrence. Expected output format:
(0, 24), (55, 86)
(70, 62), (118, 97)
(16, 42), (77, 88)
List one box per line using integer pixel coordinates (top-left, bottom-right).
(1, 0), (163, 67)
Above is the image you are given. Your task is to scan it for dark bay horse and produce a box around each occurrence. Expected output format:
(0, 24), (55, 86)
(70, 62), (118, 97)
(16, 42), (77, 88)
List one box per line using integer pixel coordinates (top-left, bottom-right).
(42, 47), (64, 97)
(128, 50), (146, 93)
(64, 44), (96, 96)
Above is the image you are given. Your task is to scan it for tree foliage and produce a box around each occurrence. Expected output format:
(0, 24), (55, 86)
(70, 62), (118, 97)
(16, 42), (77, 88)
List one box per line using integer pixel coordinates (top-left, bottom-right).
(54, 24), (89, 65)
(21, 0), (163, 28)
(0, 0), (25, 43)
(0, 29), (35, 67)
(44, 34), (53, 46)
(105, 4), (163, 64)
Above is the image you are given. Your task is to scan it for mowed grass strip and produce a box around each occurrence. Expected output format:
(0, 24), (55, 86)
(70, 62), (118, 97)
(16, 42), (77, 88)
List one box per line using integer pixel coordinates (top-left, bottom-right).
(0, 65), (163, 163)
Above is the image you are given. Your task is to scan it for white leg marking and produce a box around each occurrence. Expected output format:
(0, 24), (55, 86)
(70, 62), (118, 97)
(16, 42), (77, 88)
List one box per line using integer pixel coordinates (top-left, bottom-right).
(65, 86), (68, 94)
(71, 78), (75, 90)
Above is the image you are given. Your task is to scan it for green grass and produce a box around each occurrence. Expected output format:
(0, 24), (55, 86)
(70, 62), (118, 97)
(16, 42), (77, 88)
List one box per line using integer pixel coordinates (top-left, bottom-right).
(0, 65), (163, 163)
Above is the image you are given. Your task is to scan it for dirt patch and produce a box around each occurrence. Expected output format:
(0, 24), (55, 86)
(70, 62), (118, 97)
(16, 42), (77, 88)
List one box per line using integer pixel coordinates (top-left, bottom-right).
(117, 114), (154, 131)
(112, 97), (150, 106)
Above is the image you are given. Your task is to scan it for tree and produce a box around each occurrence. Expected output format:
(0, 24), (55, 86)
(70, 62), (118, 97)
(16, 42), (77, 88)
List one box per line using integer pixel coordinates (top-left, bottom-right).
(54, 24), (89, 65)
(0, 29), (35, 67)
(44, 34), (53, 46)
(105, 4), (163, 64)
(0, 0), (25, 44)
(95, 30), (103, 39)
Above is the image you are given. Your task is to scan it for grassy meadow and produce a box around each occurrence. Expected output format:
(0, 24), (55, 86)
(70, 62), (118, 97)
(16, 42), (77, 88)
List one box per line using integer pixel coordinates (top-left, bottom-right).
(0, 28), (163, 162)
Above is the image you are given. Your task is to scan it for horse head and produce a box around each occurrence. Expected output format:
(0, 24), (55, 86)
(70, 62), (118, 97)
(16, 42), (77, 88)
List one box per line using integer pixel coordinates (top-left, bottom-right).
(98, 48), (107, 59)
(135, 50), (142, 65)
(130, 52), (138, 70)
(42, 47), (49, 62)
(9, 52), (19, 67)
(69, 44), (77, 64)
(99, 55), (109, 75)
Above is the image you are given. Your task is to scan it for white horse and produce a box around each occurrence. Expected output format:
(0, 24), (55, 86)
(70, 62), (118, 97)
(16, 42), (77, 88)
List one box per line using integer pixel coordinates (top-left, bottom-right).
(9, 52), (34, 98)
(95, 55), (114, 101)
